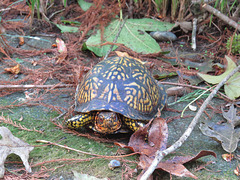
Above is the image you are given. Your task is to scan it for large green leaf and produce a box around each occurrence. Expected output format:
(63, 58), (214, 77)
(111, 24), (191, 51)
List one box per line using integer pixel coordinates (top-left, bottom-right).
(198, 56), (240, 100)
(86, 18), (174, 57)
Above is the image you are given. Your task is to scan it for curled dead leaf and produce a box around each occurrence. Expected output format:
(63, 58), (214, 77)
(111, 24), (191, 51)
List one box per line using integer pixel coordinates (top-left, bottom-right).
(19, 37), (24, 45)
(222, 153), (234, 162)
(234, 165), (240, 176)
(56, 38), (67, 64)
(127, 117), (168, 158)
(4, 64), (20, 74)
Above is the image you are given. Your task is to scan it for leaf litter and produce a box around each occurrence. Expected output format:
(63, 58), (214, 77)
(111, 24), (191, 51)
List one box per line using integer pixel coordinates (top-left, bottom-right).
(200, 104), (240, 153)
(116, 117), (216, 179)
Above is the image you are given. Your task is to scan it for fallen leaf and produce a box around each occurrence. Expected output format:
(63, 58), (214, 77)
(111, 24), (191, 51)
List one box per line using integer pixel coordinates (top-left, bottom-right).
(56, 38), (67, 64)
(234, 165), (240, 176)
(86, 18), (174, 56)
(116, 118), (216, 179)
(0, 126), (34, 178)
(200, 104), (240, 153)
(222, 153), (234, 162)
(19, 36), (24, 45)
(221, 104), (240, 127)
(128, 117), (168, 158)
(198, 56), (240, 99)
(4, 64), (20, 74)
(115, 51), (130, 57)
(175, 21), (192, 33)
(138, 150), (216, 179)
(200, 121), (240, 153)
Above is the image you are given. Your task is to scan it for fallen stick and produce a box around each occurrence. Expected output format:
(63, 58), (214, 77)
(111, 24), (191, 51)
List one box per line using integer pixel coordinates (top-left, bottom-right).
(140, 63), (240, 180)
(36, 140), (138, 158)
(202, 3), (240, 31)
(191, 18), (197, 51)
(0, 84), (73, 90)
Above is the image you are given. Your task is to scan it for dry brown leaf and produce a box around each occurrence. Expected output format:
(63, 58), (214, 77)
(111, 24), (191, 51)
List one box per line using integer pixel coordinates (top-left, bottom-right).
(234, 165), (240, 176)
(56, 38), (67, 64)
(115, 51), (130, 57)
(222, 153), (234, 162)
(127, 118), (168, 158)
(115, 51), (142, 63)
(138, 150), (216, 179)
(116, 118), (216, 179)
(19, 36), (24, 45)
(0, 126), (34, 178)
(4, 64), (20, 74)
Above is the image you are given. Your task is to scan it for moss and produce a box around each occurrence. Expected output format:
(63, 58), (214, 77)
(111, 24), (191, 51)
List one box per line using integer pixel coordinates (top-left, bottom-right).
(227, 34), (240, 54)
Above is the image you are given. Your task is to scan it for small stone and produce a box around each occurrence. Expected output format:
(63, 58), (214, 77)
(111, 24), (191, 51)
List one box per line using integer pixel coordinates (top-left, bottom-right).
(108, 160), (121, 170)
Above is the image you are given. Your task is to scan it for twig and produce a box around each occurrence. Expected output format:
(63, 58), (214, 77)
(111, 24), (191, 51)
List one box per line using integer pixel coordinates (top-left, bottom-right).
(0, 113), (43, 133)
(161, 82), (230, 100)
(202, 4), (240, 31)
(140, 63), (240, 180)
(104, 16), (128, 60)
(0, 84), (73, 90)
(36, 140), (138, 158)
(191, 18), (197, 51)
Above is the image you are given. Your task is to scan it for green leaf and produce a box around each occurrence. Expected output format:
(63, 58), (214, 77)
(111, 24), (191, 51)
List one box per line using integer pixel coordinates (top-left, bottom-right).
(198, 56), (236, 84)
(55, 24), (79, 33)
(198, 56), (240, 100)
(15, 58), (23, 63)
(77, 0), (93, 11)
(224, 72), (240, 99)
(86, 18), (174, 57)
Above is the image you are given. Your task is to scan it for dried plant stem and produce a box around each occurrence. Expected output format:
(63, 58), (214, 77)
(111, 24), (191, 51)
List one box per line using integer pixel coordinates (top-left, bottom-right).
(202, 4), (240, 31)
(36, 140), (138, 158)
(0, 113), (43, 133)
(140, 64), (240, 180)
(0, 84), (73, 90)
(191, 18), (197, 50)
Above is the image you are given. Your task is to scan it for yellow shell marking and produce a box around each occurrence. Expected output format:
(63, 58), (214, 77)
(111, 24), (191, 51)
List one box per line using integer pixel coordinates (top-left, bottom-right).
(76, 56), (162, 116)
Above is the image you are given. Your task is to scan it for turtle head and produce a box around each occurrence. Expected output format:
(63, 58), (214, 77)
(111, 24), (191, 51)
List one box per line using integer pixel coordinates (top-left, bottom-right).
(94, 111), (121, 134)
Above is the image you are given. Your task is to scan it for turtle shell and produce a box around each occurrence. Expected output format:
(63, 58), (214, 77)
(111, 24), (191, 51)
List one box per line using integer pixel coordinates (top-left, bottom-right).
(75, 56), (166, 121)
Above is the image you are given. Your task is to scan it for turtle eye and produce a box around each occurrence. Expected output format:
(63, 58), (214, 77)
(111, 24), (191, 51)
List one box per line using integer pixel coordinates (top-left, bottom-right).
(98, 115), (104, 123)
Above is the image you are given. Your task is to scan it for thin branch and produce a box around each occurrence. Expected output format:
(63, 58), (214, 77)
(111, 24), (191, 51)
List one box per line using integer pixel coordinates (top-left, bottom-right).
(191, 18), (197, 51)
(140, 63), (240, 180)
(36, 140), (138, 158)
(0, 84), (73, 90)
(202, 4), (240, 31)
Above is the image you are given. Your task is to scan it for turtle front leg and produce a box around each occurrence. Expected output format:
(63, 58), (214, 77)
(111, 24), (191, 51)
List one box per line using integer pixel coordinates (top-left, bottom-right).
(123, 117), (145, 132)
(66, 113), (94, 129)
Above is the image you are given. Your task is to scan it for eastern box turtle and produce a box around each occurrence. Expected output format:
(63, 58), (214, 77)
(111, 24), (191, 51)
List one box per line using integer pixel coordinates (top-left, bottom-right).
(66, 56), (167, 134)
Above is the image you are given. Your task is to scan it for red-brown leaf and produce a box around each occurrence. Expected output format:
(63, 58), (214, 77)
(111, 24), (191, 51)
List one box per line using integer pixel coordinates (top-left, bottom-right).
(128, 117), (168, 157)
